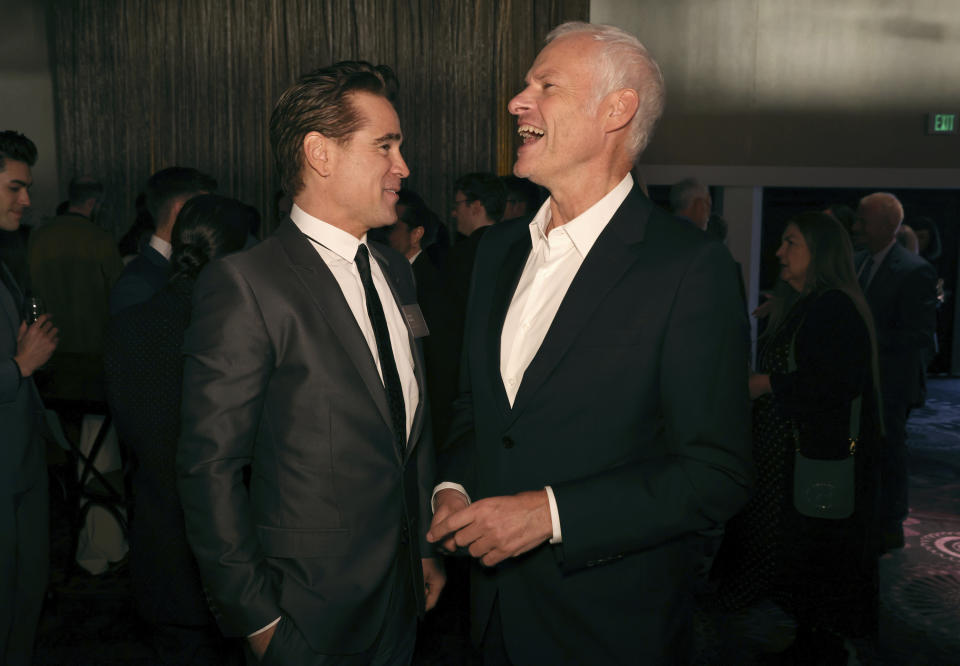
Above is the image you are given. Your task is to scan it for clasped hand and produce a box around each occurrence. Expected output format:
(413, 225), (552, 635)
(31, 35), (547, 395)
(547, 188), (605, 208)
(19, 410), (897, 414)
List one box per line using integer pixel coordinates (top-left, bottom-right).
(426, 489), (554, 567)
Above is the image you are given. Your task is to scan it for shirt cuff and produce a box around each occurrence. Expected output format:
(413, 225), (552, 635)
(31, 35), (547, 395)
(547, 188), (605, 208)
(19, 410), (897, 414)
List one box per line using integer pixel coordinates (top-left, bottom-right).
(545, 485), (562, 544)
(247, 616), (281, 638)
(431, 482), (471, 512)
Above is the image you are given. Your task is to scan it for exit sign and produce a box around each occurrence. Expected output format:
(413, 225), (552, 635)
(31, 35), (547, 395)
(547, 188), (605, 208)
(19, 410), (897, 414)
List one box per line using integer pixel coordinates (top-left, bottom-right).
(927, 112), (958, 135)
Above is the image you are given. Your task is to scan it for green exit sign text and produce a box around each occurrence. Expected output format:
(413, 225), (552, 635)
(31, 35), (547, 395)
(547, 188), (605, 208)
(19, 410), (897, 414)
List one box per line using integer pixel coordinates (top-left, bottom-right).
(927, 112), (958, 135)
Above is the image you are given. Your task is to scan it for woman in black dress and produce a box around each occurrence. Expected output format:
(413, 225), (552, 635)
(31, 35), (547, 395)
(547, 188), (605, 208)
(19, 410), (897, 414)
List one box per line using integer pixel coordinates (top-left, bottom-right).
(712, 212), (882, 663)
(104, 194), (257, 665)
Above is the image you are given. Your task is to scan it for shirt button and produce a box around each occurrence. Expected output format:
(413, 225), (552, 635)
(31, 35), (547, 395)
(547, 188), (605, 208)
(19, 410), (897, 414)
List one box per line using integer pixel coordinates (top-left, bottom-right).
(502, 436), (515, 449)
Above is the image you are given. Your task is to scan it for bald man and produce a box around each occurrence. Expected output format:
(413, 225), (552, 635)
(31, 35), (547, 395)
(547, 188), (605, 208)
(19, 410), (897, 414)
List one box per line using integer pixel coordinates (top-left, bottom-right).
(853, 192), (937, 552)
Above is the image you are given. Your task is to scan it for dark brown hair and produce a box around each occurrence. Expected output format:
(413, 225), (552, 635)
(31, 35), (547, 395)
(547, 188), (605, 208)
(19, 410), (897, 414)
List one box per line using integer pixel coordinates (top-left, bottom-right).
(269, 61), (398, 197)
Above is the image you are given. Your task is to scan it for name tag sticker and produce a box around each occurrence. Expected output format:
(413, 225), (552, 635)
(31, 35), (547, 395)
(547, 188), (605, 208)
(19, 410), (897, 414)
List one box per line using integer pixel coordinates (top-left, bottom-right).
(401, 304), (430, 338)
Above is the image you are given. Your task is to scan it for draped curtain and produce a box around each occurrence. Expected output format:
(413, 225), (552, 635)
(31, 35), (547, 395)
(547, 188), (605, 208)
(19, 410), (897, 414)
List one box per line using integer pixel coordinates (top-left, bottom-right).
(49, 0), (588, 238)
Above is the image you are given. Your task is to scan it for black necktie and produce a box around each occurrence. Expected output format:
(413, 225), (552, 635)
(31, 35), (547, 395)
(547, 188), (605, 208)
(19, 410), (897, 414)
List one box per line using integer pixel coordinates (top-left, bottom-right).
(858, 256), (874, 293)
(355, 244), (406, 453)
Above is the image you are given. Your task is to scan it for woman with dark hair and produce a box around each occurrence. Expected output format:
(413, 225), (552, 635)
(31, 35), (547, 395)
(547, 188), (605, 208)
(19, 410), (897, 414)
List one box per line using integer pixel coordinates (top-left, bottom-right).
(711, 212), (882, 663)
(104, 194), (257, 665)
(909, 215), (942, 264)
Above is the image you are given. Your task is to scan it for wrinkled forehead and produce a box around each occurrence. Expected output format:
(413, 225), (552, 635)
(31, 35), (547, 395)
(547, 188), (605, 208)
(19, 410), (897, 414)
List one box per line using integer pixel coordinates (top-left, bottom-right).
(529, 34), (601, 81)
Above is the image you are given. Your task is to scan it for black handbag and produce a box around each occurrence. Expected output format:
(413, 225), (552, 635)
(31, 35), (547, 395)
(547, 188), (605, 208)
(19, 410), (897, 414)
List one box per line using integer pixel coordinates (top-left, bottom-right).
(787, 317), (859, 520)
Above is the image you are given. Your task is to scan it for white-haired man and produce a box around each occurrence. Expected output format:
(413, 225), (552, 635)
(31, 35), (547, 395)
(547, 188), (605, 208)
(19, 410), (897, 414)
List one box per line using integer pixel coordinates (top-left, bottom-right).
(428, 22), (751, 664)
(853, 192), (937, 552)
(670, 177), (711, 230)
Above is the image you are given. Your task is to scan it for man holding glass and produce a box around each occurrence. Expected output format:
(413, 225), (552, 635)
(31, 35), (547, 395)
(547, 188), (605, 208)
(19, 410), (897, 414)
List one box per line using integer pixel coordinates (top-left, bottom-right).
(0, 130), (59, 666)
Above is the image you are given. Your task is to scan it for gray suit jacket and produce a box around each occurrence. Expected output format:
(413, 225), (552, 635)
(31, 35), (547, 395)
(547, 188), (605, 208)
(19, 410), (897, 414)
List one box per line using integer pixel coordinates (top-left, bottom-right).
(177, 220), (434, 654)
(0, 261), (44, 495)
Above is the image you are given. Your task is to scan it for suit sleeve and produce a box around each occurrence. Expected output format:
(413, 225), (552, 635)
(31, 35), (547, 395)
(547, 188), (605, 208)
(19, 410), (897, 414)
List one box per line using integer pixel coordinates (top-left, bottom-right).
(551, 241), (753, 571)
(177, 259), (281, 637)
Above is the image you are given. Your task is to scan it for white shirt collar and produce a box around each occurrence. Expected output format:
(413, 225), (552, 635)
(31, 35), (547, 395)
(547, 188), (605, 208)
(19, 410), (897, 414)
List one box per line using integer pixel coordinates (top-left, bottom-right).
(149, 234), (172, 260)
(290, 203), (367, 263)
(408, 249), (422, 265)
(528, 173), (633, 258)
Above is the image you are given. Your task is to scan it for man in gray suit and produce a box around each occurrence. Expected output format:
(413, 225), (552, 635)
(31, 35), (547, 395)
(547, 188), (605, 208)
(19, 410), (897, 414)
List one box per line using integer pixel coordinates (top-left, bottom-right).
(0, 130), (58, 665)
(178, 62), (443, 664)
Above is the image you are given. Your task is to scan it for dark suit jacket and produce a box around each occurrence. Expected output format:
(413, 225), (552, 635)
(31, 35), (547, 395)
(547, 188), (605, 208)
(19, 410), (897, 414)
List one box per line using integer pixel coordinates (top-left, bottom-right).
(109, 244), (169, 315)
(103, 281), (213, 627)
(411, 252), (458, 447)
(442, 186), (752, 664)
(0, 261), (44, 496)
(177, 220), (434, 655)
(857, 244), (937, 406)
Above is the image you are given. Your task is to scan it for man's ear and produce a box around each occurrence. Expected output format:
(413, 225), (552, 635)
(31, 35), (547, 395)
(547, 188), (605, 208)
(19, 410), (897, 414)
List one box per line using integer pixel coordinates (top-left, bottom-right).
(303, 132), (332, 177)
(603, 88), (639, 133)
(411, 225), (425, 246)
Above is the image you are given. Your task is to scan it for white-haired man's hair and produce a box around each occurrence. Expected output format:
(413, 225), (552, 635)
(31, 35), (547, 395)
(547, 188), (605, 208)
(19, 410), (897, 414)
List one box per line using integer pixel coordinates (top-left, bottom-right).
(861, 192), (905, 229)
(546, 22), (666, 160)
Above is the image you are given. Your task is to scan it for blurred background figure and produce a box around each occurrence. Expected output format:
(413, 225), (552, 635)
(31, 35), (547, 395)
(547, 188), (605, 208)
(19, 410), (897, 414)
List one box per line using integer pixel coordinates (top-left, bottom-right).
(103, 194), (255, 665)
(852, 193), (937, 553)
(500, 175), (544, 223)
(110, 167), (217, 314)
(28, 176), (122, 360)
(712, 212), (882, 663)
(670, 177), (711, 230)
(117, 193), (155, 265)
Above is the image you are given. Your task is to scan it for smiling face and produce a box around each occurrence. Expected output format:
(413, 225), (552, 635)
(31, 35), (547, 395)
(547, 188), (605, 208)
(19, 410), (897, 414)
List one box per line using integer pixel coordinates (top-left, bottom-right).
(776, 223), (811, 292)
(0, 159), (32, 231)
(322, 91), (410, 237)
(507, 34), (609, 191)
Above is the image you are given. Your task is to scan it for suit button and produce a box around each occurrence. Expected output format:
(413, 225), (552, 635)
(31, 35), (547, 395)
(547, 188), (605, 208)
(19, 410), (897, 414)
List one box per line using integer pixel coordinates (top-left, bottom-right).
(502, 436), (514, 449)
(400, 525), (409, 545)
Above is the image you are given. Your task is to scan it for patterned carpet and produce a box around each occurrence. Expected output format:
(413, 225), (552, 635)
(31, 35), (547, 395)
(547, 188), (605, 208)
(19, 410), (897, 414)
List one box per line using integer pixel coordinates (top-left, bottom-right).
(32, 379), (960, 665)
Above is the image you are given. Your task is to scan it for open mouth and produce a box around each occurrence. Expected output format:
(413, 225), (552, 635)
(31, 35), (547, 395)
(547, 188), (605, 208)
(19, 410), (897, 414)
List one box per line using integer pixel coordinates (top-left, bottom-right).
(517, 124), (544, 145)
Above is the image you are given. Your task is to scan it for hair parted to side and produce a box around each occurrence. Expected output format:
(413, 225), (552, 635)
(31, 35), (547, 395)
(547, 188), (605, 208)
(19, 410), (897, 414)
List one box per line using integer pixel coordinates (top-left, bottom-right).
(545, 22), (665, 159)
(169, 193), (258, 284)
(67, 176), (105, 207)
(0, 130), (38, 171)
(270, 61), (399, 197)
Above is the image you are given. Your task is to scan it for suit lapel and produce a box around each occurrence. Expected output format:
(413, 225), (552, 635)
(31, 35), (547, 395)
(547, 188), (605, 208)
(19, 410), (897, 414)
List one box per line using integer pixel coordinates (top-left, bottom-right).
(0, 261), (22, 343)
(370, 243), (425, 459)
(507, 188), (650, 422)
(488, 228), (533, 418)
(865, 244), (903, 310)
(276, 221), (394, 444)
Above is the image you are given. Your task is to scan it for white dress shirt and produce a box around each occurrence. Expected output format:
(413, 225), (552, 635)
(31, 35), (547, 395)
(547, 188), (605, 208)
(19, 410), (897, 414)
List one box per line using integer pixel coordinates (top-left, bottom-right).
(433, 174), (634, 545)
(148, 234), (172, 260)
(250, 206), (421, 639)
(290, 204), (419, 438)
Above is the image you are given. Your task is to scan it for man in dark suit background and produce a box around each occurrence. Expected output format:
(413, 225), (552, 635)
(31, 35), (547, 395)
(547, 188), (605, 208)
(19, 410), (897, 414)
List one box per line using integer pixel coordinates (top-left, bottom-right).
(109, 167), (216, 314)
(428, 23), (752, 664)
(853, 192), (937, 551)
(0, 130), (59, 666)
(177, 62), (444, 664)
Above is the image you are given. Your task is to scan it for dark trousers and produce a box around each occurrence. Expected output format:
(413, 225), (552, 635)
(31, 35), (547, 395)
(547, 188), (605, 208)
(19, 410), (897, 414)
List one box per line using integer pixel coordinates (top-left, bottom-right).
(879, 401), (909, 529)
(0, 471), (49, 666)
(480, 599), (513, 666)
(151, 620), (244, 665)
(247, 563), (417, 666)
